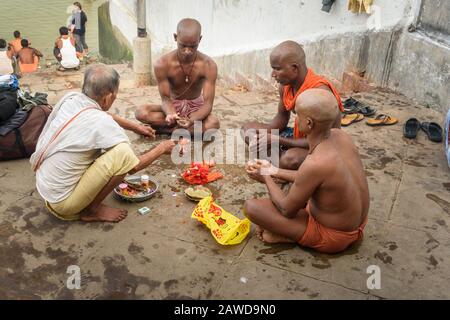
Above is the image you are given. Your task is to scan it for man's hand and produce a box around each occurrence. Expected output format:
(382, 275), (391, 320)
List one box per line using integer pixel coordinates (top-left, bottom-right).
(133, 124), (156, 138)
(176, 117), (193, 129)
(165, 113), (180, 126)
(246, 160), (270, 183)
(178, 138), (190, 155)
(157, 139), (176, 155)
(247, 159), (278, 178)
(248, 131), (278, 155)
(253, 159), (278, 176)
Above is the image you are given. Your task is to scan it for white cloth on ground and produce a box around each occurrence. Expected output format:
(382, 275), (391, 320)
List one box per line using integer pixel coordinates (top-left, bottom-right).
(30, 92), (131, 203)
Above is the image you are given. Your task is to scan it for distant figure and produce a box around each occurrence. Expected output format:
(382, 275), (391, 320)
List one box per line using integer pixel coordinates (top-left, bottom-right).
(0, 39), (14, 75)
(54, 26), (80, 71)
(17, 39), (43, 74)
(8, 30), (22, 56)
(135, 18), (220, 135)
(70, 1), (89, 55)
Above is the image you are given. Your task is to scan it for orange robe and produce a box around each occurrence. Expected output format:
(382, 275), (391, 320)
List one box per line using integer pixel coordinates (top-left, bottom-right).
(282, 68), (343, 139)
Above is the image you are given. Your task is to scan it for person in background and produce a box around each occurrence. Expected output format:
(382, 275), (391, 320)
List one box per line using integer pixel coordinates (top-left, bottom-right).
(8, 30), (23, 56)
(0, 39), (14, 75)
(17, 39), (43, 74)
(70, 2), (89, 56)
(54, 26), (80, 71)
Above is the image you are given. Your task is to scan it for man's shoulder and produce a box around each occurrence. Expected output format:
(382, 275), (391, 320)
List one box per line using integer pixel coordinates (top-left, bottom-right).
(198, 52), (216, 66)
(155, 51), (175, 68)
(306, 143), (340, 170)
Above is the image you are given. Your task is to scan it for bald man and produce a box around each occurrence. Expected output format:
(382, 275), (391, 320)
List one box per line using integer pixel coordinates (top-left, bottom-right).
(244, 89), (369, 253)
(135, 18), (220, 135)
(242, 41), (344, 170)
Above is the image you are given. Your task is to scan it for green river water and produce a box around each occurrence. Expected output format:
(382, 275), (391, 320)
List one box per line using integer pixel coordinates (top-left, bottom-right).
(0, 0), (108, 62)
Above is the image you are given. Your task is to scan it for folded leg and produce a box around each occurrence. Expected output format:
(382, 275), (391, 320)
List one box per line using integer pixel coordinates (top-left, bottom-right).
(244, 198), (308, 243)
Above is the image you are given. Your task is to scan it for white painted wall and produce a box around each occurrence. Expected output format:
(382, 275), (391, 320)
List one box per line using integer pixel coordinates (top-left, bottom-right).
(110, 0), (420, 59)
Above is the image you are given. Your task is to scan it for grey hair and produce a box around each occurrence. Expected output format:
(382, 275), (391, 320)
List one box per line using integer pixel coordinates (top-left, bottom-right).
(82, 64), (120, 100)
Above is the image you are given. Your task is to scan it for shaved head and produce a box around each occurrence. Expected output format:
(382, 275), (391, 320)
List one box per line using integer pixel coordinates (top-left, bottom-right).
(177, 18), (202, 38)
(271, 40), (306, 67)
(295, 89), (339, 124)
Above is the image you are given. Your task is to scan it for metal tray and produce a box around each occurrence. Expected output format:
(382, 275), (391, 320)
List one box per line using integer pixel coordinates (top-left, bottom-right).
(114, 175), (159, 203)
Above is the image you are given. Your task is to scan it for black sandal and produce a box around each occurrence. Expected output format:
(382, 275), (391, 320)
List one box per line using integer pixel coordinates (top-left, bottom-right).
(343, 97), (376, 116)
(403, 118), (420, 139)
(420, 122), (443, 143)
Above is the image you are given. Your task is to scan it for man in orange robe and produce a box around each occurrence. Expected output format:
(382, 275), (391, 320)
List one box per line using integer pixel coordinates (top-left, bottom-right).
(242, 41), (343, 170)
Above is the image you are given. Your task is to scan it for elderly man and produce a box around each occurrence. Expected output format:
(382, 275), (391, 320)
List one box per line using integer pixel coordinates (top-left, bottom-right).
(242, 41), (343, 170)
(135, 18), (219, 135)
(31, 64), (174, 223)
(244, 89), (369, 253)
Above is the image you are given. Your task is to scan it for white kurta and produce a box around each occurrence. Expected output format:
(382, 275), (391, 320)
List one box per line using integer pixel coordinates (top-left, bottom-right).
(31, 92), (130, 203)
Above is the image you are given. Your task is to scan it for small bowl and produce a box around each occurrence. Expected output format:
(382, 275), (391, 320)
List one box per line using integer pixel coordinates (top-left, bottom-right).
(114, 175), (159, 202)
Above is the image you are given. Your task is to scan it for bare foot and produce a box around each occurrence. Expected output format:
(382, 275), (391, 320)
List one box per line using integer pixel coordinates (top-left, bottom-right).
(259, 229), (295, 244)
(255, 225), (264, 241)
(80, 204), (128, 223)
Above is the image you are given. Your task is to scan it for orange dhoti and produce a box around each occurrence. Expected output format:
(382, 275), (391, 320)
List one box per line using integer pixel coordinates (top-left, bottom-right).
(298, 203), (368, 253)
(19, 56), (39, 73)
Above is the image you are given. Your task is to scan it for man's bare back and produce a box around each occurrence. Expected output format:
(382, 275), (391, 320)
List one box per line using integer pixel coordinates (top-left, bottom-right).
(302, 128), (369, 231)
(17, 47), (42, 64)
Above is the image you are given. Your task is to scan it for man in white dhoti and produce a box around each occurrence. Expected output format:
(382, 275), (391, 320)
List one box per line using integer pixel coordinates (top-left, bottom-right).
(31, 64), (175, 222)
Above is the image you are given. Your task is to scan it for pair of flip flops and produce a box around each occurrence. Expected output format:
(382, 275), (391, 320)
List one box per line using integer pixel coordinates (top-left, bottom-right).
(342, 113), (398, 127)
(343, 97), (376, 116)
(403, 118), (443, 142)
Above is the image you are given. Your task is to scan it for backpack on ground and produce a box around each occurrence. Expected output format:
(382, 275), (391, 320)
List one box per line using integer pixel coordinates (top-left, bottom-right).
(0, 105), (52, 161)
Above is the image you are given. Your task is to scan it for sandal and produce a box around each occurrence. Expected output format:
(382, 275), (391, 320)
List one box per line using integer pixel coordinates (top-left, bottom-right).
(343, 97), (358, 109)
(366, 114), (398, 126)
(403, 118), (420, 139)
(341, 113), (364, 126)
(343, 98), (376, 116)
(420, 122), (443, 143)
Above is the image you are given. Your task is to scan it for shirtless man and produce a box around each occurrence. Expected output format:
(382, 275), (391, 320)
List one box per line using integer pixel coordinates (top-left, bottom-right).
(244, 89), (369, 253)
(241, 41), (343, 170)
(135, 18), (220, 135)
(9, 31), (22, 56)
(17, 39), (43, 73)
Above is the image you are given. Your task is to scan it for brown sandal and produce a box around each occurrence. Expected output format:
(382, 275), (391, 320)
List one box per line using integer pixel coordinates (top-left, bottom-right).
(341, 113), (364, 126)
(366, 114), (398, 126)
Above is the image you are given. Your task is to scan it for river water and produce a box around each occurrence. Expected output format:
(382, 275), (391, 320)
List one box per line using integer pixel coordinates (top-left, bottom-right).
(0, 0), (107, 62)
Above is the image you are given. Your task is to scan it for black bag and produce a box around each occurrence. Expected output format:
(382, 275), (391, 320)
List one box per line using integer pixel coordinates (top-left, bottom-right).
(0, 105), (52, 160)
(0, 88), (18, 122)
